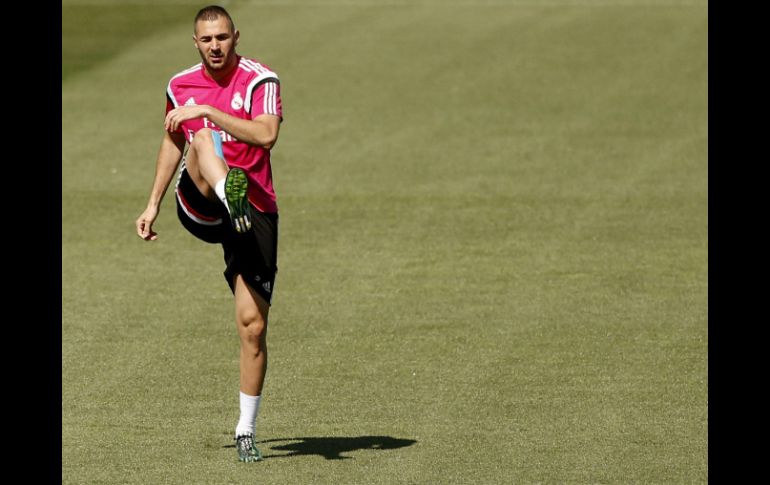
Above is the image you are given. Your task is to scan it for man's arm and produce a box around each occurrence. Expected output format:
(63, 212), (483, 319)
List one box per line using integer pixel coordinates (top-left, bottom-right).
(165, 106), (280, 150)
(135, 131), (187, 241)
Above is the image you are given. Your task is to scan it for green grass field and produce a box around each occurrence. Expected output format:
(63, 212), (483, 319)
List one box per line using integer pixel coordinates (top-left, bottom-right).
(62, 0), (708, 483)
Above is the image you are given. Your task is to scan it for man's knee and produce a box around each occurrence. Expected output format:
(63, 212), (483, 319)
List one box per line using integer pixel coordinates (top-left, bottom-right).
(238, 309), (267, 344)
(190, 127), (215, 151)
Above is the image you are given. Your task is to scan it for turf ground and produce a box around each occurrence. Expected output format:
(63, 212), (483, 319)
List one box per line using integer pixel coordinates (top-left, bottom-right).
(62, 0), (708, 483)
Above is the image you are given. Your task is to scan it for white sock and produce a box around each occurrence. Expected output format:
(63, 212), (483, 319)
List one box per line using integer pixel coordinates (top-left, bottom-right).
(214, 177), (229, 212)
(235, 392), (261, 437)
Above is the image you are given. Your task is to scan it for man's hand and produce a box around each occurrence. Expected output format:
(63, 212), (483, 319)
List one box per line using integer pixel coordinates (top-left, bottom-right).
(165, 105), (209, 132)
(136, 206), (160, 241)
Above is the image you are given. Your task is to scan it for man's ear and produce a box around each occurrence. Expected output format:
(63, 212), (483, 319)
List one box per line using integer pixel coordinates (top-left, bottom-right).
(234, 29), (240, 46)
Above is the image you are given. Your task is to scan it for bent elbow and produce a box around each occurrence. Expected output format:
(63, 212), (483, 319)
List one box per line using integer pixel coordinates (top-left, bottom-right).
(252, 117), (280, 150)
(262, 137), (277, 150)
(261, 130), (279, 150)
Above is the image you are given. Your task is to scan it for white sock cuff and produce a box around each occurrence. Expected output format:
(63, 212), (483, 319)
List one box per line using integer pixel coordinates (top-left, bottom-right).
(240, 391), (260, 404)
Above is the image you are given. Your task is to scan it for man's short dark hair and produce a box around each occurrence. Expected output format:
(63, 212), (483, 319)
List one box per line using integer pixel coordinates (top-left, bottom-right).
(194, 5), (235, 32)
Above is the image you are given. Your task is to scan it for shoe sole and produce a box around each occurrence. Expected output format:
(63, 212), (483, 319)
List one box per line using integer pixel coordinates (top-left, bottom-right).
(225, 168), (251, 233)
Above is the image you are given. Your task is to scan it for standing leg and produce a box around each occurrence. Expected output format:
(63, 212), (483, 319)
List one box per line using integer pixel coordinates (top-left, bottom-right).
(234, 273), (269, 396)
(233, 273), (269, 462)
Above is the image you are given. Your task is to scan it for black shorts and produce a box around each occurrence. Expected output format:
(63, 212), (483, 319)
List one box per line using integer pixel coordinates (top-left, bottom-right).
(175, 167), (278, 304)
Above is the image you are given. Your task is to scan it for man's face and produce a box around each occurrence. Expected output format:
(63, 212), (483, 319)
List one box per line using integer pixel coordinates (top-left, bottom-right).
(193, 17), (239, 74)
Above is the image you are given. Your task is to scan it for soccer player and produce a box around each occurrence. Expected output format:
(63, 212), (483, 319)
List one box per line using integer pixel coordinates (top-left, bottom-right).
(134, 5), (282, 462)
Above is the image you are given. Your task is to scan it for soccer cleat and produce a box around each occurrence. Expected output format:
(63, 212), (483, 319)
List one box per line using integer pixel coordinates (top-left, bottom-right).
(225, 168), (252, 233)
(235, 433), (262, 462)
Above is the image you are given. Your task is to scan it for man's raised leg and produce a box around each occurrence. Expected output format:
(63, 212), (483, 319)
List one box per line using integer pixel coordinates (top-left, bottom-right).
(184, 128), (251, 232)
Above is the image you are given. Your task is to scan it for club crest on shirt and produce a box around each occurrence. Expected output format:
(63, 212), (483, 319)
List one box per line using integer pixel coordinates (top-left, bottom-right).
(231, 92), (243, 110)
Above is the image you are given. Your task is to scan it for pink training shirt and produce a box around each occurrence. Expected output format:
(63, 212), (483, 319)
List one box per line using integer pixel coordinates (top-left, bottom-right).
(166, 56), (283, 213)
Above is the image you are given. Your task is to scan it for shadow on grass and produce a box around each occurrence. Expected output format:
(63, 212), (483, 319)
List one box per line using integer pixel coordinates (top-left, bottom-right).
(225, 435), (417, 460)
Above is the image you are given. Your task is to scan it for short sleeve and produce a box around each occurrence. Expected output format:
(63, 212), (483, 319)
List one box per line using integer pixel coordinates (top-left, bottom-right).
(249, 80), (282, 120)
